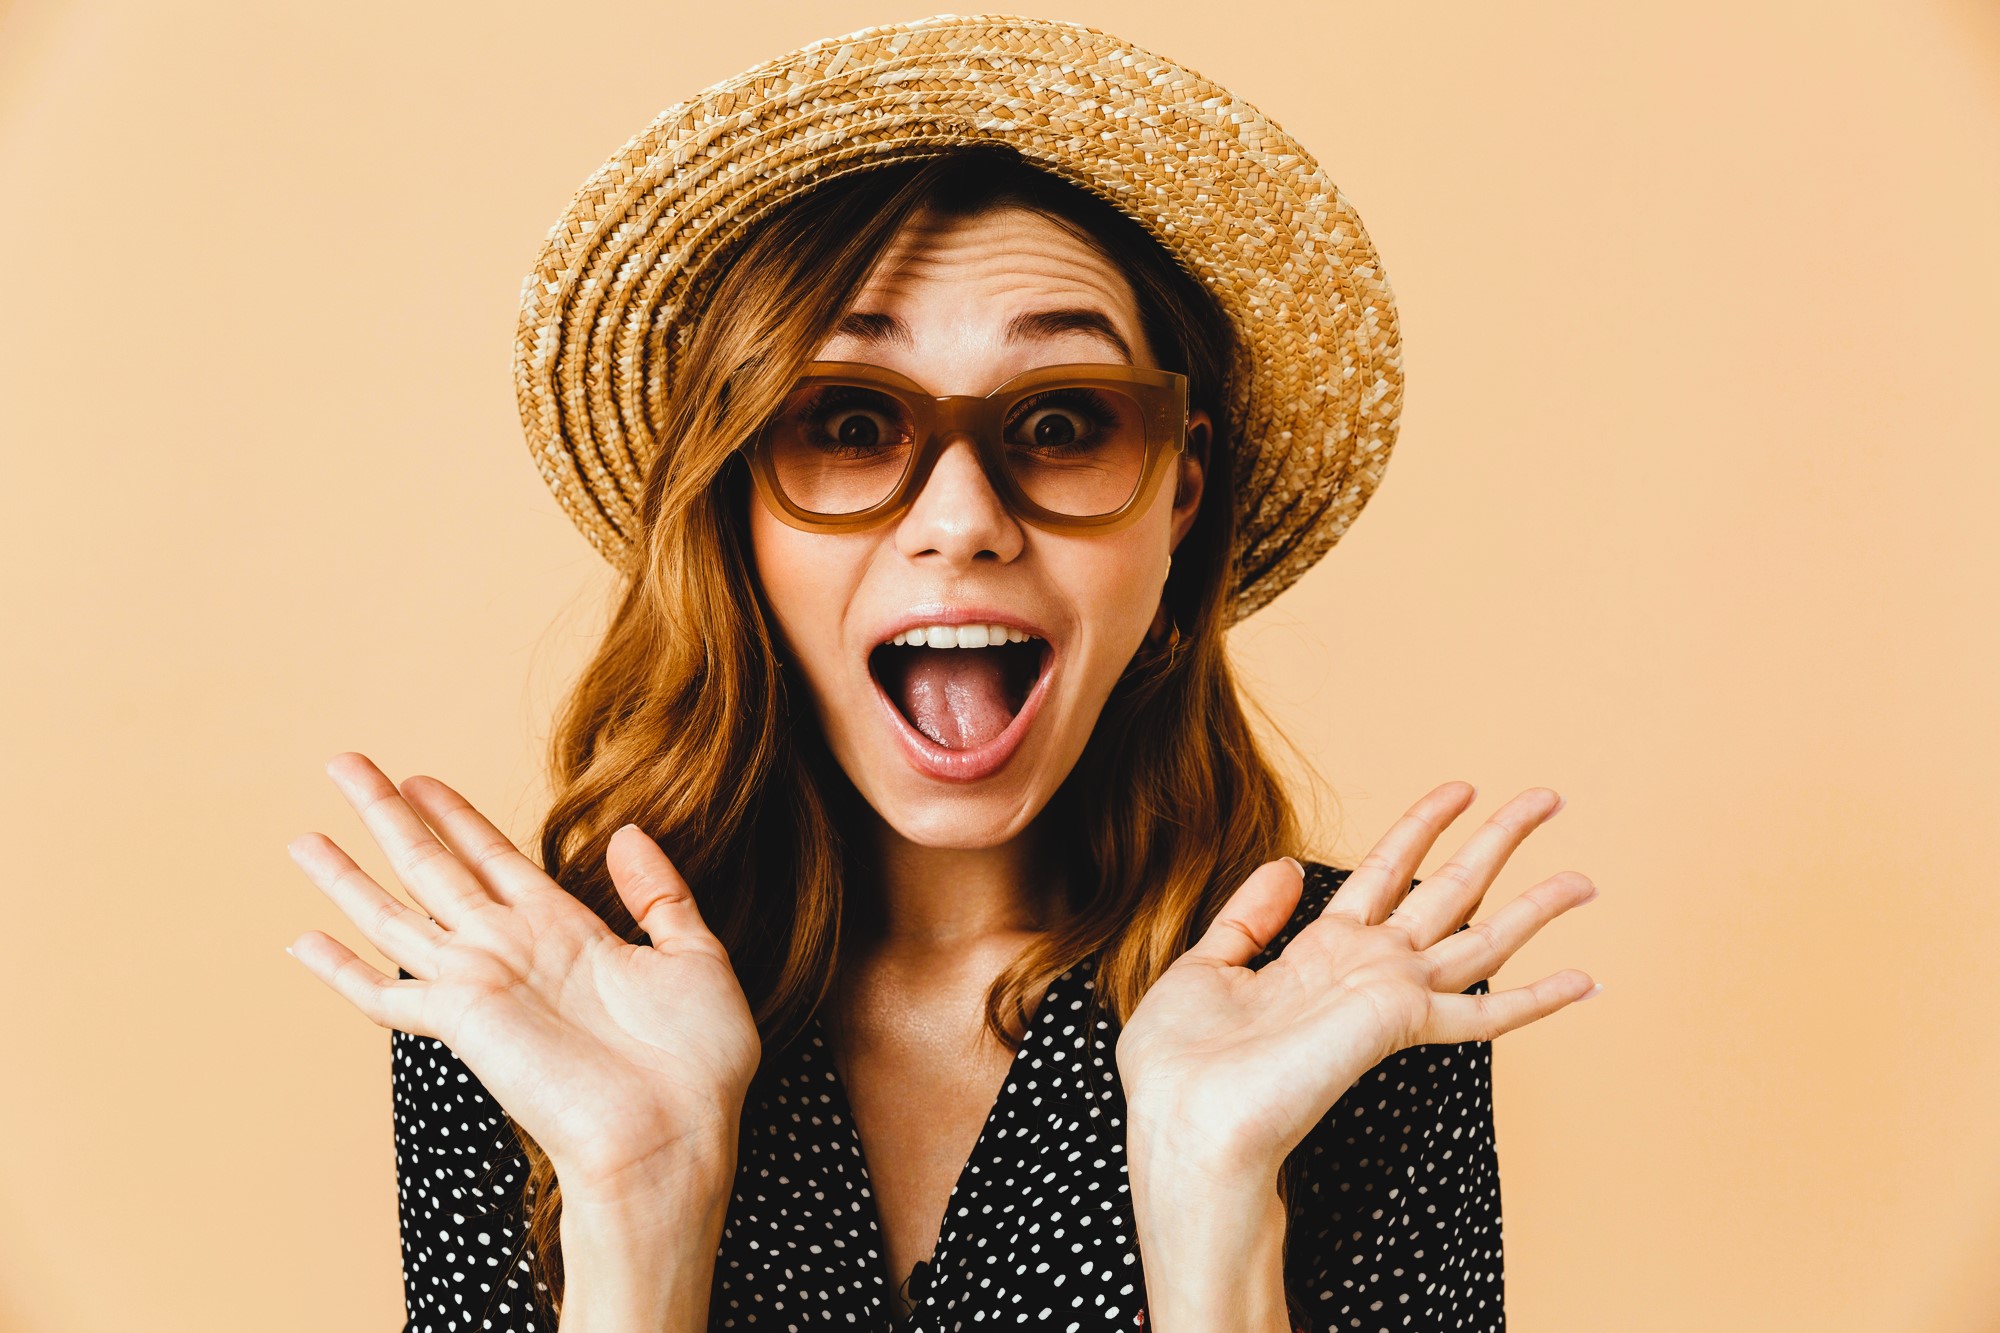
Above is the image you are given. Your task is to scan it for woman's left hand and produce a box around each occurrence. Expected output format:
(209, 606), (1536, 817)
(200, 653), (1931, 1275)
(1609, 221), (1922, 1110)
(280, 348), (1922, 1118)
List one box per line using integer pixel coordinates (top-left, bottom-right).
(1115, 781), (1599, 1178)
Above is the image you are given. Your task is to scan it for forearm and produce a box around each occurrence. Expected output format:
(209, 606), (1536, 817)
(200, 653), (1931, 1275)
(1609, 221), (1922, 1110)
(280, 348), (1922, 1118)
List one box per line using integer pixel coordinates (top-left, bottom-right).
(555, 1169), (734, 1333)
(1126, 1116), (1292, 1333)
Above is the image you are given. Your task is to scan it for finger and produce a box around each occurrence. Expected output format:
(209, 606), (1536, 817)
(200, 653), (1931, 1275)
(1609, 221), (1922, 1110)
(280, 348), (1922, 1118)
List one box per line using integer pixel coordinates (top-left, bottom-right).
(287, 833), (445, 975)
(608, 825), (723, 954)
(1423, 967), (1599, 1045)
(324, 753), (497, 928)
(1384, 788), (1566, 950)
(1422, 871), (1598, 995)
(287, 929), (430, 1034)
(1326, 782), (1477, 925)
(1179, 857), (1306, 969)
(398, 772), (552, 905)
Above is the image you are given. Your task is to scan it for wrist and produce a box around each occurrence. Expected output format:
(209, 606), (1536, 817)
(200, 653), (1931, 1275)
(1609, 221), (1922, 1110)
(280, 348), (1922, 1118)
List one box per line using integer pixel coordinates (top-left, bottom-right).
(557, 1177), (730, 1251)
(555, 1162), (735, 1333)
(1126, 1130), (1284, 1233)
(559, 1169), (733, 1237)
(554, 1128), (740, 1217)
(1127, 1150), (1290, 1333)
(1124, 1100), (1283, 1187)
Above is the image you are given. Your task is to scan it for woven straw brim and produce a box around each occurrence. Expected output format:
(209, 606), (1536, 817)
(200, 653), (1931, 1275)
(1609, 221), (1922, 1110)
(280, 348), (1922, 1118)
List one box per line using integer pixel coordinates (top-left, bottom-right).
(514, 11), (1404, 625)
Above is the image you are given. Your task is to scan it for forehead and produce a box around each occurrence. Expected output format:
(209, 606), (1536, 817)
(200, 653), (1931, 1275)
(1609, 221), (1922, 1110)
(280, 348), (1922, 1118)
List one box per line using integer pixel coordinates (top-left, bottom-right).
(821, 205), (1152, 372)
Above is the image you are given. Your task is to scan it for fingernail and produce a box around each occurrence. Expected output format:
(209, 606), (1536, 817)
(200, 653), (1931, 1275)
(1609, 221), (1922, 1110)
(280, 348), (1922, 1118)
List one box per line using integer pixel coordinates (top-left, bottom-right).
(1577, 981), (1603, 1002)
(1282, 856), (1305, 879)
(1549, 793), (1567, 819)
(284, 945), (295, 958)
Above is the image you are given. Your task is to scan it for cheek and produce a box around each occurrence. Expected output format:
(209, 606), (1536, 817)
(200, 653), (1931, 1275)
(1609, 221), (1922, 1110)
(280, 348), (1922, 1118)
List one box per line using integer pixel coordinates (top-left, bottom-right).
(1060, 536), (1169, 659)
(746, 510), (849, 658)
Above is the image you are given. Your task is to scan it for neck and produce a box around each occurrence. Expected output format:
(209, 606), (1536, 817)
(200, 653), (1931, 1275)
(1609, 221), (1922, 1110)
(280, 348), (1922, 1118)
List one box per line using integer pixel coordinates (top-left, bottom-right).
(848, 814), (1064, 954)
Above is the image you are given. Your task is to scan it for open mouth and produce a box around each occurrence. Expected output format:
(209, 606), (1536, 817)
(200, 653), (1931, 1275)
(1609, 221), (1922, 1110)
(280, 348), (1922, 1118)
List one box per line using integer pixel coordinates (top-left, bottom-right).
(867, 635), (1052, 752)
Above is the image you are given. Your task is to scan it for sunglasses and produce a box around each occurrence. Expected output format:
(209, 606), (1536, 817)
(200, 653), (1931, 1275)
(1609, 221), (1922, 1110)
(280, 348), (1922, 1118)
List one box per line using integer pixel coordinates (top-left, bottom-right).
(740, 360), (1191, 535)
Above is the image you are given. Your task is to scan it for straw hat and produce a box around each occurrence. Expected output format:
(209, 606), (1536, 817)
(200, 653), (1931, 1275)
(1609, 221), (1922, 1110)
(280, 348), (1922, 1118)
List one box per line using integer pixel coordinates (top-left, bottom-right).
(514, 12), (1404, 625)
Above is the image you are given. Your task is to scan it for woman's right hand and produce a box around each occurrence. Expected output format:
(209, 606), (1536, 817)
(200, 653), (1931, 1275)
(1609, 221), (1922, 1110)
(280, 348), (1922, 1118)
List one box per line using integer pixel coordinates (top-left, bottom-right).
(284, 752), (761, 1205)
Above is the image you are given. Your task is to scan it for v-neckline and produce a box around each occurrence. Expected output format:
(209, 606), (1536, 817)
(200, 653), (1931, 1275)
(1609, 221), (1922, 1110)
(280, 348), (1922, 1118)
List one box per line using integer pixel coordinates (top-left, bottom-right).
(808, 960), (1084, 1324)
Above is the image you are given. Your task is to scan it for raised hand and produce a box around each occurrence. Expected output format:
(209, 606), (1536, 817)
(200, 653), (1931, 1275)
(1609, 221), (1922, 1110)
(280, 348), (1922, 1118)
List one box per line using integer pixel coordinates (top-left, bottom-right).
(1115, 781), (1598, 1177)
(284, 753), (761, 1205)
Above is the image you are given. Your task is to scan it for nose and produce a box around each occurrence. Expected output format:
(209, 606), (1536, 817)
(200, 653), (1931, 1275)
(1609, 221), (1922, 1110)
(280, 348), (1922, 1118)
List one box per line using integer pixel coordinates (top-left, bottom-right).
(894, 430), (1025, 567)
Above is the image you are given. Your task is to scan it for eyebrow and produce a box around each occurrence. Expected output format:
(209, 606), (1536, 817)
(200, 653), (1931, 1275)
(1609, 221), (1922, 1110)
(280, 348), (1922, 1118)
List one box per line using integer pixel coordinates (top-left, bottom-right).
(831, 307), (1135, 362)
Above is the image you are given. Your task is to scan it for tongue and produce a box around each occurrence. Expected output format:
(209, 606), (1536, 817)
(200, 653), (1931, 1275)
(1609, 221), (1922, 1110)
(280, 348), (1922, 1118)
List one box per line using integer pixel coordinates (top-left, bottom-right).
(891, 649), (1019, 750)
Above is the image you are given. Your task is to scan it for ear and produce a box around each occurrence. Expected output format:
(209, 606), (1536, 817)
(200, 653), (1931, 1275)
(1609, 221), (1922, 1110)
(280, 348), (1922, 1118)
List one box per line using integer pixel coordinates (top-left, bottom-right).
(1170, 408), (1211, 548)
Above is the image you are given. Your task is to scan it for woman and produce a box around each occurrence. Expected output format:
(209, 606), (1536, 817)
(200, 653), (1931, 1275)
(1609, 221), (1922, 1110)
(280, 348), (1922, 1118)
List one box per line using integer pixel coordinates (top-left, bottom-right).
(284, 17), (1599, 1333)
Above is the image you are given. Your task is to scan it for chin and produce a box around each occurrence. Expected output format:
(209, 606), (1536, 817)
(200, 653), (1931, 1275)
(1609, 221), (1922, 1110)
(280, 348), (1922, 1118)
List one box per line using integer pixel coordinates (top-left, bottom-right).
(879, 802), (1041, 850)
(847, 752), (1057, 849)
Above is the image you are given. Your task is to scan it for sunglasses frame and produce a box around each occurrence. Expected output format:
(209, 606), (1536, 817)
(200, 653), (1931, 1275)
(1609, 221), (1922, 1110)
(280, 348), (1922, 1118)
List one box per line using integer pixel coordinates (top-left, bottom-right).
(739, 360), (1191, 536)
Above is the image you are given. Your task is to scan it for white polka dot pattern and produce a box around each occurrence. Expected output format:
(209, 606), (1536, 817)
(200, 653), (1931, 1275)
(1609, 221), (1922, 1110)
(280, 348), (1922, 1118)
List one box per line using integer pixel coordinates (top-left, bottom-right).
(390, 1024), (545, 1331)
(390, 862), (1504, 1331)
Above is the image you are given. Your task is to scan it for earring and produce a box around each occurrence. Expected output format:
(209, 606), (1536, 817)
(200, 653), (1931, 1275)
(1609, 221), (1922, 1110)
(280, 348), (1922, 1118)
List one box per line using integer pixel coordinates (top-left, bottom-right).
(1143, 593), (1183, 665)
(1125, 550), (1184, 676)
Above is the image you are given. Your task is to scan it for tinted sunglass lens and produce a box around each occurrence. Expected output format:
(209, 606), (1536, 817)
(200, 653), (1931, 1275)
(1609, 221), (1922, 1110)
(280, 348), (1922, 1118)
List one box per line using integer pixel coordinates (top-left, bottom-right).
(764, 382), (916, 514)
(1001, 384), (1150, 517)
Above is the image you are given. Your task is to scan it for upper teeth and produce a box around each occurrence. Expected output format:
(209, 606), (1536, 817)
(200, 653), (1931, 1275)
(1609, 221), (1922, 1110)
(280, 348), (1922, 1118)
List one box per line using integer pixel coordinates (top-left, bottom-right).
(889, 623), (1038, 648)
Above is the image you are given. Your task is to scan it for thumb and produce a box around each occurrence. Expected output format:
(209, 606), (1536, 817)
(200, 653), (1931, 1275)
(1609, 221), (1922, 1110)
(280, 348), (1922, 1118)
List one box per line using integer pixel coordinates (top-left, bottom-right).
(606, 824), (716, 949)
(1181, 857), (1307, 969)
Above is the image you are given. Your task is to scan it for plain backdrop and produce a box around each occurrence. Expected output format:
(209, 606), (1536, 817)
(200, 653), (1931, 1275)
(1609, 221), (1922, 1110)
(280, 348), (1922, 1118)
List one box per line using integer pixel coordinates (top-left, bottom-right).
(2, 1), (1996, 1329)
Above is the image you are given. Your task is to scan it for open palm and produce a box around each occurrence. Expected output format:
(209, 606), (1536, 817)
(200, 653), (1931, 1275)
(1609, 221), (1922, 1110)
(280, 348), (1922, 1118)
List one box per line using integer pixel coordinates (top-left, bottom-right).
(1116, 782), (1599, 1175)
(285, 753), (760, 1199)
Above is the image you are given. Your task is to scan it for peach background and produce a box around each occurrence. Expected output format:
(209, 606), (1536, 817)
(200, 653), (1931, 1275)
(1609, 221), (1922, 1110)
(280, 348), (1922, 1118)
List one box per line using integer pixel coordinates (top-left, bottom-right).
(2, 1), (1995, 1329)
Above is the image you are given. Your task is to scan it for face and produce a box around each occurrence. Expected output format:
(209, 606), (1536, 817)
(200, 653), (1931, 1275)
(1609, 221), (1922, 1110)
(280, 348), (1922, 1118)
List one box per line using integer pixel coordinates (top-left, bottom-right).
(746, 204), (1211, 851)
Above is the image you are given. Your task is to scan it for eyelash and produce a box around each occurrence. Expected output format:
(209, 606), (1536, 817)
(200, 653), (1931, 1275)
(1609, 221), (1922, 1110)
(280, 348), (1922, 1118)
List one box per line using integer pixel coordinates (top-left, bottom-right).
(1007, 388), (1121, 447)
(794, 385), (1122, 450)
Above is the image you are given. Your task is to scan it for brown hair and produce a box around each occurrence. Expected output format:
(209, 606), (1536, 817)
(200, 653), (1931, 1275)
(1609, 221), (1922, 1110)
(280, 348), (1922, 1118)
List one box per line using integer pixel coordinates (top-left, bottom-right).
(506, 141), (1333, 1320)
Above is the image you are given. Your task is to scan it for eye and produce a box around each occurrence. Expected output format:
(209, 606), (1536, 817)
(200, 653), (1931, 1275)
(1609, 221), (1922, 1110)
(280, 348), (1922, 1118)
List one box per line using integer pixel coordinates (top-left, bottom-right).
(826, 408), (890, 449)
(1005, 388), (1122, 452)
(791, 386), (912, 456)
(1020, 407), (1081, 448)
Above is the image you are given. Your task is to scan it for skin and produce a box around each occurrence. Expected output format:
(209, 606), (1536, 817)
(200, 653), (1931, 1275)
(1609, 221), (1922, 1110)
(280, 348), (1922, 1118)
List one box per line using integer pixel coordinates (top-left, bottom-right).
(284, 204), (1601, 1333)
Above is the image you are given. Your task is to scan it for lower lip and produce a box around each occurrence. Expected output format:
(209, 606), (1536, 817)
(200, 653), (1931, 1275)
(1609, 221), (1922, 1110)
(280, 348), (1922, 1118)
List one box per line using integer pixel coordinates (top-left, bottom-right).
(869, 646), (1056, 784)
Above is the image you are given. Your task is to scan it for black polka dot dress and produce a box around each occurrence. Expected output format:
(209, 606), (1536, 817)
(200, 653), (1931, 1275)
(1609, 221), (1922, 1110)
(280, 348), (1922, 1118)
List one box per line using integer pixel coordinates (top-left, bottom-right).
(391, 861), (1505, 1332)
